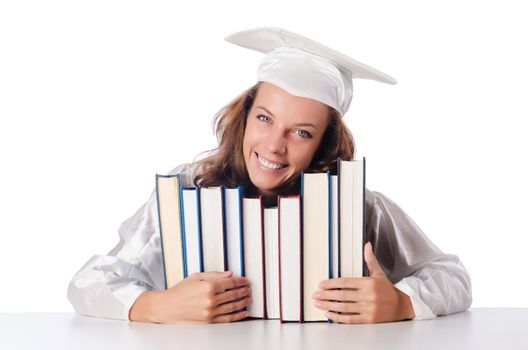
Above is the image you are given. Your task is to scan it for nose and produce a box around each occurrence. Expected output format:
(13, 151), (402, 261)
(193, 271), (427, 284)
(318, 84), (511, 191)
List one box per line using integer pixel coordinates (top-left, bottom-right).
(266, 129), (287, 154)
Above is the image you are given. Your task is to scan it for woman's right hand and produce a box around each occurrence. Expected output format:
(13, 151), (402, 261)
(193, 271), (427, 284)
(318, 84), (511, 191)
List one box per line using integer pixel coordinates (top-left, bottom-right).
(129, 271), (251, 324)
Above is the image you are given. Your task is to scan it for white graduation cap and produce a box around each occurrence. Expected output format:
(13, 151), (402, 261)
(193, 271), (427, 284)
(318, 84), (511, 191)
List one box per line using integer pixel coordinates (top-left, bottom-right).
(225, 27), (397, 117)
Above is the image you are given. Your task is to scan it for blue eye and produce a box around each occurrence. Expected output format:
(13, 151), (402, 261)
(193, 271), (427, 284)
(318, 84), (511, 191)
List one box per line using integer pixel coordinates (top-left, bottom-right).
(257, 114), (270, 123)
(295, 129), (312, 139)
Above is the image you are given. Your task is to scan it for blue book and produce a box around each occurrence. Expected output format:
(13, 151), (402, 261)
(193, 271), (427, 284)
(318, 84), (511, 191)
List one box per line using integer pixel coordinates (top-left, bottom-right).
(224, 186), (245, 277)
(180, 186), (203, 277)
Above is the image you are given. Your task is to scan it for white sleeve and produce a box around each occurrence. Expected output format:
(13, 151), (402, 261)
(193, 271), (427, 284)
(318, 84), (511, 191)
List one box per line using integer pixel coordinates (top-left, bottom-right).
(366, 190), (472, 320)
(67, 164), (192, 320)
(67, 190), (165, 320)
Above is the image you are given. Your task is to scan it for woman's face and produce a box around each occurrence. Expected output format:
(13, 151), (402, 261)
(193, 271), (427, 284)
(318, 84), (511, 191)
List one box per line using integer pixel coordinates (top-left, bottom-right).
(243, 82), (330, 197)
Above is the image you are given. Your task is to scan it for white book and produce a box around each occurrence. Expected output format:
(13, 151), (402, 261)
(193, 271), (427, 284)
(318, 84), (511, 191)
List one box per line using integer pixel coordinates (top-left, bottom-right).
(302, 172), (330, 322)
(264, 207), (280, 319)
(338, 158), (366, 278)
(200, 186), (226, 272)
(181, 187), (202, 276)
(224, 187), (244, 277)
(278, 196), (301, 322)
(242, 196), (265, 318)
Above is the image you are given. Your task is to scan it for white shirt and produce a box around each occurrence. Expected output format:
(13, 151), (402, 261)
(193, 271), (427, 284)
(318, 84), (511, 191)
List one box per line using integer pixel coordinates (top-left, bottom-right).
(67, 163), (472, 321)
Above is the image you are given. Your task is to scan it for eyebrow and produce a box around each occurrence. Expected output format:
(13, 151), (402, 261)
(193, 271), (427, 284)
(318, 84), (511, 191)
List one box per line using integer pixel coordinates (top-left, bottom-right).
(255, 106), (318, 129)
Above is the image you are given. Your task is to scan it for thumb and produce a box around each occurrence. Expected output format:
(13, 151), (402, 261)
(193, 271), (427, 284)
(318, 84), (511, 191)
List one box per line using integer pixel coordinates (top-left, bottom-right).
(189, 271), (232, 281)
(364, 242), (385, 277)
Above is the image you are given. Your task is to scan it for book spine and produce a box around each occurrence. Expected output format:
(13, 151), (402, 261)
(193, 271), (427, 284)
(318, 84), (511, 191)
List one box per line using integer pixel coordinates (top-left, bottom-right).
(326, 171), (331, 324)
(299, 172), (305, 323)
(179, 185), (188, 278)
(326, 171), (331, 281)
(362, 157), (367, 277)
(155, 174), (168, 289)
(155, 173), (181, 289)
(278, 196), (283, 323)
(220, 186), (228, 271)
(238, 186), (245, 277)
(297, 195), (303, 324)
(196, 188), (204, 273)
(337, 158), (342, 278)
(259, 197), (267, 320)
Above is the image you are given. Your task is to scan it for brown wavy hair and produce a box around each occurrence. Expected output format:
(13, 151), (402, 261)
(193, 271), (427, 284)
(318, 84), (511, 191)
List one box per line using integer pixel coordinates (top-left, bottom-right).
(193, 82), (356, 196)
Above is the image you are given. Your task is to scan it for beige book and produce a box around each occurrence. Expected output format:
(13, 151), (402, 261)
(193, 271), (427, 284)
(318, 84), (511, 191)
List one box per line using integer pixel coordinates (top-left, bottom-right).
(156, 174), (184, 289)
(302, 172), (330, 322)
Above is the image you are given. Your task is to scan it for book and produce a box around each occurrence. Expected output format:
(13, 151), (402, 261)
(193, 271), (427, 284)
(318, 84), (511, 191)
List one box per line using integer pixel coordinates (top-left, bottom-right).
(242, 196), (266, 318)
(264, 207), (280, 319)
(180, 187), (203, 277)
(330, 175), (339, 279)
(155, 174), (185, 289)
(155, 157), (367, 322)
(224, 186), (244, 277)
(278, 195), (302, 322)
(199, 186), (226, 272)
(338, 157), (366, 278)
(301, 172), (330, 322)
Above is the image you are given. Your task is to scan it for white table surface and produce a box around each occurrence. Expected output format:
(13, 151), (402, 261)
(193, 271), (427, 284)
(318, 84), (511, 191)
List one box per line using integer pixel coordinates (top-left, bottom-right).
(1, 308), (527, 350)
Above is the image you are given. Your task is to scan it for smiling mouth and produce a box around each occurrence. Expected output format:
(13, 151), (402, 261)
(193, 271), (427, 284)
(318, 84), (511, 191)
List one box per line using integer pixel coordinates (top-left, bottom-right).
(256, 153), (288, 170)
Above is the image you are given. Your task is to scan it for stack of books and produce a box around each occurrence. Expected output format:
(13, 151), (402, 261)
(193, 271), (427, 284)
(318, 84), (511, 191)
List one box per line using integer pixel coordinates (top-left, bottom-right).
(155, 158), (366, 322)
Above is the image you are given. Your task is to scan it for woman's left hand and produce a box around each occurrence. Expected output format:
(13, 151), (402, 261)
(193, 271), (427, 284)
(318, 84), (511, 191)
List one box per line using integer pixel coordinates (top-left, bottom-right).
(313, 242), (415, 324)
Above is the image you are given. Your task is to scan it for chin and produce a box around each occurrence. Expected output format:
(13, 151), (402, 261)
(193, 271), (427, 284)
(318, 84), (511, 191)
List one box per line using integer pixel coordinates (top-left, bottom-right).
(252, 181), (281, 195)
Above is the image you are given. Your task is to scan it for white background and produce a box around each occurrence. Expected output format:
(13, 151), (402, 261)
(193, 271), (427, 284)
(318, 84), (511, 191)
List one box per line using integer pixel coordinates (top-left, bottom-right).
(1, 0), (526, 312)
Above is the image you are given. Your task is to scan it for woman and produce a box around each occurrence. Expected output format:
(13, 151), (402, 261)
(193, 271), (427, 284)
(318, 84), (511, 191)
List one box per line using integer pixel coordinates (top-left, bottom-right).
(67, 27), (472, 324)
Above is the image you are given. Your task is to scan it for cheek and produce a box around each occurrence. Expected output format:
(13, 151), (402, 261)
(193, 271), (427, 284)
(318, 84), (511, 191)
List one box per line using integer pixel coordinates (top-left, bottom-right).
(242, 127), (252, 158)
(242, 121), (262, 153)
(291, 144), (319, 168)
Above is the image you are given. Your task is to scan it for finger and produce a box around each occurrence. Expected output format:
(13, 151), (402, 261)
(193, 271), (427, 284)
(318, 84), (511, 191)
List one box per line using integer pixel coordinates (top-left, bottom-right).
(211, 310), (250, 323)
(314, 300), (365, 314)
(313, 289), (362, 302)
(214, 296), (252, 316)
(364, 242), (385, 277)
(215, 286), (251, 305)
(189, 271), (233, 281)
(325, 311), (369, 324)
(212, 276), (250, 292)
(319, 278), (368, 290)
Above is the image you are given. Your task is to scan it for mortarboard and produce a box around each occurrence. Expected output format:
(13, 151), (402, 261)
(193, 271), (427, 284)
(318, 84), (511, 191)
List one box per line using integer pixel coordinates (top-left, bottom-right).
(225, 27), (397, 117)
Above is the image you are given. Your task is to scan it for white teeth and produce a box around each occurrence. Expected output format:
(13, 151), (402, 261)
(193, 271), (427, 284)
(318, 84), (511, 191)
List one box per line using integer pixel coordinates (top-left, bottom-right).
(257, 154), (286, 170)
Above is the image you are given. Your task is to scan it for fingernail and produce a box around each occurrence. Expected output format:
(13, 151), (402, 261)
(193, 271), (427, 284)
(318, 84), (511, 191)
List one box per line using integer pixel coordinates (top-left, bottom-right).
(314, 300), (322, 307)
(312, 291), (320, 299)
